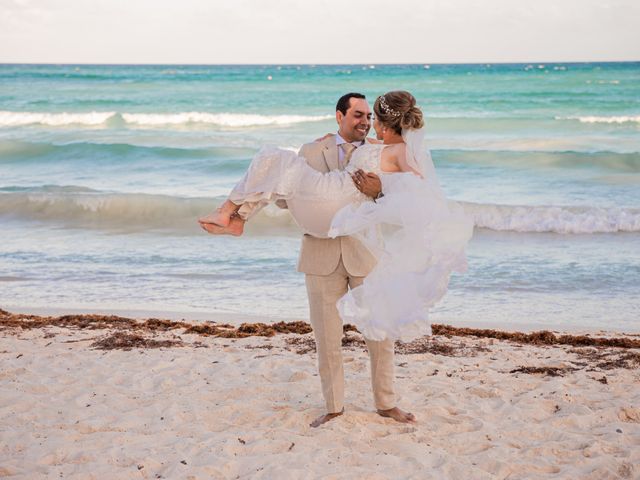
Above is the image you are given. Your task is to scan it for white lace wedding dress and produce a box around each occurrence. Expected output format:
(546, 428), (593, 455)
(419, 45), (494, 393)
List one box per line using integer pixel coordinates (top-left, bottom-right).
(228, 132), (473, 341)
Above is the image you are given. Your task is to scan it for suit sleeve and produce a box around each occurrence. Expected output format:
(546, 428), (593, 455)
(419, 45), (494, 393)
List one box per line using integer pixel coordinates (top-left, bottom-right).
(298, 144), (313, 163)
(276, 143), (313, 210)
(275, 143), (314, 209)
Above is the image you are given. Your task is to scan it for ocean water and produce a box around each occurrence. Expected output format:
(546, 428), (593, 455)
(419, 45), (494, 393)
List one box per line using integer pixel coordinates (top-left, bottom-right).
(1, 63), (639, 332)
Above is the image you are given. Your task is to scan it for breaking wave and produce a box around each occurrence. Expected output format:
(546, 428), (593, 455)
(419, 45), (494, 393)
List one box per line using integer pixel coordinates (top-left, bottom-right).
(460, 201), (640, 234)
(1, 187), (639, 235)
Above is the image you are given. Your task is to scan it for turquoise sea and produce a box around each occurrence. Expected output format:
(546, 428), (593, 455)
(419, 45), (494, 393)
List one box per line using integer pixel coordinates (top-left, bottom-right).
(0, 63), (639, 331)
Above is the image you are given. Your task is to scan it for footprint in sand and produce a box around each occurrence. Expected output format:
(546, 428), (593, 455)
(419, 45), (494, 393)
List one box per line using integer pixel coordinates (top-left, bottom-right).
(468, 386), (501, 398)
(618, 407), (640, 423)
(288, 371), (309, 382)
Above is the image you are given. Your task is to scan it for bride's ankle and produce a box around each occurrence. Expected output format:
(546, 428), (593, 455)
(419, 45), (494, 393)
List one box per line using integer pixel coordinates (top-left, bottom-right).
(219, 199), (240, 214)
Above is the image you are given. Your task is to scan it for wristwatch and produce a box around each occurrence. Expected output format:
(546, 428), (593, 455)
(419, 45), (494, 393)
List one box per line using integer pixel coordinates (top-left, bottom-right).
(374, 192), (384, 203)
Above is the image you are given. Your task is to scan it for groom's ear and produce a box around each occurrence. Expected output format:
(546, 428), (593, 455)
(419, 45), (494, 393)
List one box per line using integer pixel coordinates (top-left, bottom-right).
(336, 110), (344, 125)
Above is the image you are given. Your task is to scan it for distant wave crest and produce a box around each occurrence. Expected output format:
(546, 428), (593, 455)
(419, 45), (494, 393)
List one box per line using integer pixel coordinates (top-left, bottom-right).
(556, 115), (640, 124)
(0, 111), (114, 126)
(0, 111), (333, 128)
(1, 187), (639, 235)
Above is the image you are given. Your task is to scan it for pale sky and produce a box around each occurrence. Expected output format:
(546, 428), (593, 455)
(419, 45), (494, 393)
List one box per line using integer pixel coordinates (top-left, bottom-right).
(1, 0), (638, 64)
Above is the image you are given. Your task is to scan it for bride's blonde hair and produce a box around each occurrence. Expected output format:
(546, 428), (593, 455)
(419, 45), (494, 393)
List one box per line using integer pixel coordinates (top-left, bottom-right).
(374, 91), (424, 134)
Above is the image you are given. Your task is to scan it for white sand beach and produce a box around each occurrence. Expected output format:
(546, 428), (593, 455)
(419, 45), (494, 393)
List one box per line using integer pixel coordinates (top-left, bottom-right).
(1, 311), (639, 479)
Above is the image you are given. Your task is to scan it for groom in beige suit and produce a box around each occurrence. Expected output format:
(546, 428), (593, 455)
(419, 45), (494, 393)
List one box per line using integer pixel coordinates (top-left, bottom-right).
(296, 93), (415, 427)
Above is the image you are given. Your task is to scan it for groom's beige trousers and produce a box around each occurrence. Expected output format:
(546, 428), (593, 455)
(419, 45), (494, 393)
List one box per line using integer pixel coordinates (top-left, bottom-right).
(294, 136), (396, 414)
(305, 260), (395, 413)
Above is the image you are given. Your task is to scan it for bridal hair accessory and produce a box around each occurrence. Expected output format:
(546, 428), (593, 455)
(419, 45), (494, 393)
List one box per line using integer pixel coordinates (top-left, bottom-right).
(378, 95), (402, 118)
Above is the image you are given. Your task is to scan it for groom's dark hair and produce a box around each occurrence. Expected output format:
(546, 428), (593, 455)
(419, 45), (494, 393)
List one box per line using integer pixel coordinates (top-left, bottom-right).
(336, 93), (366, 115)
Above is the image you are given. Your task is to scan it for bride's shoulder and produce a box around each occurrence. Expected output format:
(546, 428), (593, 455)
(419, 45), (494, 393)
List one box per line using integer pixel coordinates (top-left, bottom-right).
(378, 143), (407, 171)
(382, 142), (406, 158)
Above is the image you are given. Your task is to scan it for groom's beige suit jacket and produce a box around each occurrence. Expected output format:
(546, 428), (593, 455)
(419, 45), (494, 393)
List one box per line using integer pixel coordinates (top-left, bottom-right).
(295, 136), (377, 276)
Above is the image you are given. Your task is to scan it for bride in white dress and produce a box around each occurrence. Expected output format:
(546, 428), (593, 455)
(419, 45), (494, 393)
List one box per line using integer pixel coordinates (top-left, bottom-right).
(199, 91), (473, 341)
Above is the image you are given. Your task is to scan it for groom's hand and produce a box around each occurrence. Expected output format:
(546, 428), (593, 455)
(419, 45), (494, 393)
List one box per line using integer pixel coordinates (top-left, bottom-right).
(351, 169), (382, 199)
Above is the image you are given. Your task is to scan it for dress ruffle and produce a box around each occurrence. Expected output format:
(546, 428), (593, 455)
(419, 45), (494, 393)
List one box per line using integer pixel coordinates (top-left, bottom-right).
(230, 146), (307, 217)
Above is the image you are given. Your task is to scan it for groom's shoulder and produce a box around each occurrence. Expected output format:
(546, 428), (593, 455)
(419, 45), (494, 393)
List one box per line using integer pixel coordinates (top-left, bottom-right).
(299, 134), (335, 156)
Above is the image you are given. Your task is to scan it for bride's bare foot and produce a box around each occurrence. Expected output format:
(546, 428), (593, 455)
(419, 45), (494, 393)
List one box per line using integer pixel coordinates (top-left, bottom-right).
(198, 200), (239, 227)
(199, 216), (244, 236)
(377, 407), (416, 423)
(310, 408), (344, 428)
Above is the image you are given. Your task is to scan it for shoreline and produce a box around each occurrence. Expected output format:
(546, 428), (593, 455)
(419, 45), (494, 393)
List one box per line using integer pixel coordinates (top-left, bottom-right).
(2, 308), (640, 348)
(1, 305), (294, 326)
(4, 305), (638, 336)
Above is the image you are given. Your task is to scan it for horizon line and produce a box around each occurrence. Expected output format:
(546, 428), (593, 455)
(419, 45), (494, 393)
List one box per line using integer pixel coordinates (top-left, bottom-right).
(1, 60), (639, 67)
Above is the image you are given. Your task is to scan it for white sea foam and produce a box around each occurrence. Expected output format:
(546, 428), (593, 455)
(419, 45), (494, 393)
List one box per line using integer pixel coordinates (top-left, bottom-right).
(556, 115), (640, 124)
(0, 111), (332, 128)
(120, 112), (332, 127)
(460, 201), (640, 234)
(2, 189), (639, 235)
(0, 111), (116, 126)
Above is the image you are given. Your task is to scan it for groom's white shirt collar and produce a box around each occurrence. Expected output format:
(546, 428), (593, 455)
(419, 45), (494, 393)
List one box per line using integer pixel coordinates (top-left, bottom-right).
(335, 133), (364, 147)
(335, 133), (364, 163)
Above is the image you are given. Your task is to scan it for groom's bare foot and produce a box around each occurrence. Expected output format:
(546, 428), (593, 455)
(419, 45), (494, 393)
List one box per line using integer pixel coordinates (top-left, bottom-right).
(377, 407), (416, 423)
(199, 216), (244, 236)
(310, 408), (344, 428)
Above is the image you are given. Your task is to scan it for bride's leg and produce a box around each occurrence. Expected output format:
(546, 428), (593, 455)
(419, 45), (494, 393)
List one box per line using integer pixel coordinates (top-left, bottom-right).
(198, 199), (240, 227)
(200, 148), (301, 228)
(199, 215), (245, 236)
(201, 147), (359, 237)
